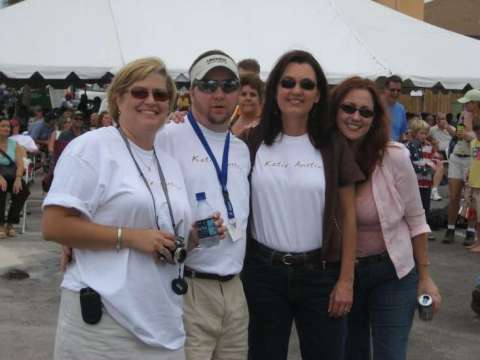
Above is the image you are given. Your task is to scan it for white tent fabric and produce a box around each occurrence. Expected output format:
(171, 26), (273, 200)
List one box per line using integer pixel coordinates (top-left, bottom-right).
(1, 0), (480, 89)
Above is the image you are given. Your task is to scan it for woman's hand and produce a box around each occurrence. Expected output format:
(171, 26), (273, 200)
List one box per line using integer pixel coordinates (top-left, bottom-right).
(167, 111), (187, 124)
(125, 228), (177, 262)
(418, 276), (442, 313)
(328, 279), (353, 318)
(13, 177), (22, 194)
(60, 246), (73, 272)
(0, 176), (7, 192)
(188, 212), (226, 251)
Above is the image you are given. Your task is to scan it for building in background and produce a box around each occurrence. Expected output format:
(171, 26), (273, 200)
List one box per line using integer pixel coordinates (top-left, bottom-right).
(374, 0), (425, 20)
(425, 0), (480, 39)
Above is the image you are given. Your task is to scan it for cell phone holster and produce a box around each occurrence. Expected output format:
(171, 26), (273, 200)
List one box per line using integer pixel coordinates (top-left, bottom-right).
(79, 287), (103, 325)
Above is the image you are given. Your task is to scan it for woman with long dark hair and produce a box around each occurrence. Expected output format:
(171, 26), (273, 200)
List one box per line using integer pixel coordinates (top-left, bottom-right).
(332, 76), (441, 360)
(241, 50), (363, 360)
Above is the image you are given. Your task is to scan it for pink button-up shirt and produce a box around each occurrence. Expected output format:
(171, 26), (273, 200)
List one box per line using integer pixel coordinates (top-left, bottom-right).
(371, 142), (431, 279)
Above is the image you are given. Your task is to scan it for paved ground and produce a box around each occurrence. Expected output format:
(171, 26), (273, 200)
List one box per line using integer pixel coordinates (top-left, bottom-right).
(0, 181), (479, 360)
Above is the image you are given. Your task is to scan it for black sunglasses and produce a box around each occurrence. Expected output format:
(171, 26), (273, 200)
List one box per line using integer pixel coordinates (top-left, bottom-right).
(194, 79), (240, 94)
(129, 87), (170, 102)
(280, 78), (316, 91)
(340, 103), (375, 118)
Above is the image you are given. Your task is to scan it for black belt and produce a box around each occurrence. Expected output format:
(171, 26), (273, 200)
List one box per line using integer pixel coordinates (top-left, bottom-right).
(250, 239), (339, 269)
(184, 267), (235, 282)
(454, 154), (470, 158)
(356, 252), (390, 266)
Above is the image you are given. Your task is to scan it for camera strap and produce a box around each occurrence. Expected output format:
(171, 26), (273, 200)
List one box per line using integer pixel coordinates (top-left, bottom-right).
(117, 127), (177, 236)
(117, 127), (188, 295)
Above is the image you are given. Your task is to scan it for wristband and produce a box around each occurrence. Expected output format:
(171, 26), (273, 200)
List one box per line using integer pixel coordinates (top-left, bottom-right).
(116, 227), (123, 252)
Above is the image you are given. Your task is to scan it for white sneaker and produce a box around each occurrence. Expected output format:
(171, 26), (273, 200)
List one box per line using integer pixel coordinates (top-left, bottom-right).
(431, 188), (442, 201)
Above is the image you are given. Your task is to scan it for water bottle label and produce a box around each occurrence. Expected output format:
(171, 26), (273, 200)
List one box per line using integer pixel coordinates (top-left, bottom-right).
(196, 218), (218, 239)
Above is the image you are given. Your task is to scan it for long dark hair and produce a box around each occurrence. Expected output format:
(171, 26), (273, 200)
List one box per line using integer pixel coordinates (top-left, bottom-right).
(256, 50), (331, 149)
(331, 77), (390, 177)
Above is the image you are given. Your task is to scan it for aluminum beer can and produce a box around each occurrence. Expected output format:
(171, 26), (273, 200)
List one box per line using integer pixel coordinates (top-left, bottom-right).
(418, 294), (433, 321)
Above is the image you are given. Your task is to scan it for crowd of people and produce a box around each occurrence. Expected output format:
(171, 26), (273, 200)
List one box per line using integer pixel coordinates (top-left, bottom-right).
(6, 47), (480, 359)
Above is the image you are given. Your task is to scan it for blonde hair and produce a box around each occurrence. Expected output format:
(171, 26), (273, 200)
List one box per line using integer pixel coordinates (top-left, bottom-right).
(409, 118), (430, 134)
(107, 57), (177, 121)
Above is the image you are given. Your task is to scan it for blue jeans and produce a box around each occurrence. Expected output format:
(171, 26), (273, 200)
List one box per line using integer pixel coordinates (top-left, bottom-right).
(346, 255), (418, 360)
(242, 251), (347, 360)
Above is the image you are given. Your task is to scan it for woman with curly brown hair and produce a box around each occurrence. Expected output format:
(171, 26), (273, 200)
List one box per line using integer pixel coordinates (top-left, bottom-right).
(331, 76), (441, 360)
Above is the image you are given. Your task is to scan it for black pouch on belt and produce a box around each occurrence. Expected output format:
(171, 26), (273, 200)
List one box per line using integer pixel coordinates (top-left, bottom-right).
(79, 287), (102, 325)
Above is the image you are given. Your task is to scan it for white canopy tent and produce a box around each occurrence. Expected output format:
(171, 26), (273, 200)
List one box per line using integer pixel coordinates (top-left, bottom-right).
(1, 0), (480, 89)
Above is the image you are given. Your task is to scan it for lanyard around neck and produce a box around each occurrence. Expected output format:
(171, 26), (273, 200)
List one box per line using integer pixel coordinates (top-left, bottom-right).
(117, 127), (177, 236)
(187, 112), (235, 221)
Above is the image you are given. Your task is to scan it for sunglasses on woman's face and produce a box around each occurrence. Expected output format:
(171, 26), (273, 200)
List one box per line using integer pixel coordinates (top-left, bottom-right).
(129, 87), (170, 102)
(194, 79), (240, 94)
(280, 78), (317, 91)
(340, 103), (375, 118)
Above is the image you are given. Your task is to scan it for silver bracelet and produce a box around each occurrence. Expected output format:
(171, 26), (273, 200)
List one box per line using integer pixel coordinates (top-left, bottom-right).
(116, 227), (123, 252)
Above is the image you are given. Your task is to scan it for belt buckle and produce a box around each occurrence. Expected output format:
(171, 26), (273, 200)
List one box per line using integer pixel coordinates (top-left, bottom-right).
(282, 253), (294, 265)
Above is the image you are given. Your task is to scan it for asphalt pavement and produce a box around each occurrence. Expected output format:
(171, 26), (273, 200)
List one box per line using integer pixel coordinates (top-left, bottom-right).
(0, 180), (479, 360)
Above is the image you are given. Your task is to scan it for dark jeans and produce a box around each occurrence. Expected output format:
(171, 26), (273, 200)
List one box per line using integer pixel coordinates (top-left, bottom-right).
(346, 256), (418, 360)
(242, 250), (347, 360)
(419, 187), (431, 216)
(0, 179), (30, 225)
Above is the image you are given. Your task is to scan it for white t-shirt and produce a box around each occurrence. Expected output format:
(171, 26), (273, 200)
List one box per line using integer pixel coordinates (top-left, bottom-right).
(10, 134), (38, 152)
(156, 120), (250, 276)
(42, 127), (191, 349)
(429, 125), (453, 152)
(251, 134), (325, 252)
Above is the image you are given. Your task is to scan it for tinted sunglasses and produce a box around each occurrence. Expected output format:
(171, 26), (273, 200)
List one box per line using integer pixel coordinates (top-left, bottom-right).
(129, 87), (170, 102)
(280, 78), (316, 91)
(340, 103), (375, 118)
(388, 88), (401, 93)
(194, 79), (240, 94)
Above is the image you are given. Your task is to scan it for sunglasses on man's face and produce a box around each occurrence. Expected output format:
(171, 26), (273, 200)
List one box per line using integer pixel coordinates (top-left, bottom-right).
(129, 87), (170, 102)
(388, 88), (401, 94)
(194, 79), (240, 94)
(340, 103), (375, 118)
(280, 78), (317, 91)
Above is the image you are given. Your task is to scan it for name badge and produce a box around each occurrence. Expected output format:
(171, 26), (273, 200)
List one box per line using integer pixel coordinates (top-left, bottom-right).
(227, 220), (242, 242)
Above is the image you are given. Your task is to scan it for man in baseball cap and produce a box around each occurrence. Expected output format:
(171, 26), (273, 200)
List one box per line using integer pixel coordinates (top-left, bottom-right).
(156, 50), (249, 360)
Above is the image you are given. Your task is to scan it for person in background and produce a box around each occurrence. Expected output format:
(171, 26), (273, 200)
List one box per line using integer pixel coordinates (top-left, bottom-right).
(28, 105), (44, 132)
(9, 118), (38, 154)
(58, 111), (85, 143)
(29, 110), (55, 152)
(464, 124), (480, 253)
(230, 74), (264, 136)
(383, 75), (407, 141)
(332, 76), (441, 360)
(0, 118), (30, 238)
(406, 119), (437, 241)
(443, 89), (479, 245)
(60, 92), (74, 110)
(242, 50), (363, 360)
(89, 112), (99, 130)
(98, 111), (113, 128)
(428, 112), (455, 200)
(47, 116), (72, 155)
(422, 112), (436, 128)
(237, 58), (261, 77)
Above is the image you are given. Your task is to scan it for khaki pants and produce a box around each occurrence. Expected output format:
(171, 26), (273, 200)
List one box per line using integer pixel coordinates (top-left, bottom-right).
(184, 275), (249, 360)
(54, 289), (185, 360)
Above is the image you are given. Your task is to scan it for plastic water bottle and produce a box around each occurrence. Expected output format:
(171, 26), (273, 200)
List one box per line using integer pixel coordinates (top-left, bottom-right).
(194, 192), (219, 248)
